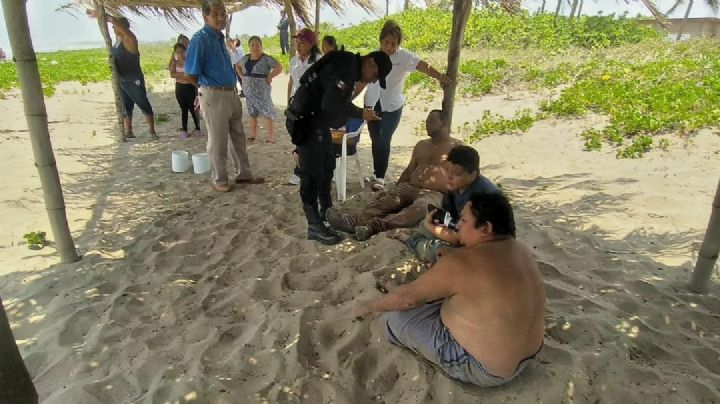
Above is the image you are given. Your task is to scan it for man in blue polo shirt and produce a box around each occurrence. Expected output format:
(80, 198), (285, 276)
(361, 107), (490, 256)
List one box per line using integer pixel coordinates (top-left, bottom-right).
(185, 0), (264, 193)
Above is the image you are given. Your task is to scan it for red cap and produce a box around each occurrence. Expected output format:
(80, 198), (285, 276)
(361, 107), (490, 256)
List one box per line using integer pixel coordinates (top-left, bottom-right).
(292, 28), (318, 46)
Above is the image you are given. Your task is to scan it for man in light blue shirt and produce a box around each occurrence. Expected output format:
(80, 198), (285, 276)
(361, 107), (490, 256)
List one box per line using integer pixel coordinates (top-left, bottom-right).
(185, 0), (264, 192)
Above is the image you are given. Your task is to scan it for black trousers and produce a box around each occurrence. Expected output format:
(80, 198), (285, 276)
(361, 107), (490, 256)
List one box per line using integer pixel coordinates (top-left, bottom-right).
(297, 126), (336, 223)
(175, 82), (199, 131)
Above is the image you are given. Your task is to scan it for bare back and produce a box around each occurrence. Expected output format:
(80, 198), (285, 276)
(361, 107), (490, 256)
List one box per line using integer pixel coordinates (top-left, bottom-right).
(440, 239), (545, 378)
(408, 137), (462, 192)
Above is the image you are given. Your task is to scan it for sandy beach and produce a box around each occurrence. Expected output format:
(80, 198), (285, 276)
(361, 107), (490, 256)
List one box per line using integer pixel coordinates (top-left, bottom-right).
(1, 73), (719, 403)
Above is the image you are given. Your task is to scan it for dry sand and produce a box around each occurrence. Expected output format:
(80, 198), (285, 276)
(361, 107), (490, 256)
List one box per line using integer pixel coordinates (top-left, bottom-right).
(1, 73), (719, 403)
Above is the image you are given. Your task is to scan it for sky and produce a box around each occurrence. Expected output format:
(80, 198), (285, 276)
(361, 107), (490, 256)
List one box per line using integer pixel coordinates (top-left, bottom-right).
(0, 0), (718, 56)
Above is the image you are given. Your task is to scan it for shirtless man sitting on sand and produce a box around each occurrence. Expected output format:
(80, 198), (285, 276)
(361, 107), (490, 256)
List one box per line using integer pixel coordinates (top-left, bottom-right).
(326, 109), (461, 241)
(355, 192), (545, 386)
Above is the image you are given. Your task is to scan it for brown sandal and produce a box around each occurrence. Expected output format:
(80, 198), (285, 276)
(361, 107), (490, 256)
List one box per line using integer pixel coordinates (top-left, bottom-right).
(211, 183), (231, 193)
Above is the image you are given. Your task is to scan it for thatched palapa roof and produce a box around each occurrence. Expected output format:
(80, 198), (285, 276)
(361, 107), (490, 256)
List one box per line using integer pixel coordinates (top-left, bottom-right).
(64, 0), (376, 28)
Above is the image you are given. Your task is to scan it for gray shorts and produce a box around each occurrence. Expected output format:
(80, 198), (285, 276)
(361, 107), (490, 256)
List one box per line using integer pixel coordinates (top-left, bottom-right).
(381, 300), (536, 387)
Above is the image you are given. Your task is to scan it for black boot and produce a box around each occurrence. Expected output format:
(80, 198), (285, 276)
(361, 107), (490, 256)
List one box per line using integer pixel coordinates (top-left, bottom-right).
(319, 204), (330, 224)
(303, 204), (342, 245)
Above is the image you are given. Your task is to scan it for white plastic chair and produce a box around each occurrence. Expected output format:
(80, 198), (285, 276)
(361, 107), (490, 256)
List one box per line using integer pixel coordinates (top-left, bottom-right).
(334, 120), (366, 201)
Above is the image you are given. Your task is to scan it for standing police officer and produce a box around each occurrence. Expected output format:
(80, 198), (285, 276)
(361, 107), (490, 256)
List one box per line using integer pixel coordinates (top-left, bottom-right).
(289, 50), (392, 245)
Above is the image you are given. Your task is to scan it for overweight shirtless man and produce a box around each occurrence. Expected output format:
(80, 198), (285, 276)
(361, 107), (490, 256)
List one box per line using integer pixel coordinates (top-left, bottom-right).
(355, 192), (545, 386)
(326, 109), (461, 241)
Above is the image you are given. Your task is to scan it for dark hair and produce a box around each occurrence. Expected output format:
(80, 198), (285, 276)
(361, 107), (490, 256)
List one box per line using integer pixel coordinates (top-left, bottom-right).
(248, 36), (262, 46)
(447, 145), (479, 174)
(322, 35), (338, 52)
(309, 45), (322, 63)
(379, 20), (403, 44)
(116, 17), (130, 29)
(177, 34), (189, 43)
(173, 43), (186, 52)
(468, 192), (516, 238)
(234, 39), (242, 47)
(202, 0), (225, 16)
(428, 109), (448, 125)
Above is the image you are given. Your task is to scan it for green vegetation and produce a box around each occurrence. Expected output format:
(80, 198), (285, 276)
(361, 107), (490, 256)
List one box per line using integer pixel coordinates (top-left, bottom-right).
(155, 113), (170, 123)
(459, 59), (508, 96)
(467, 109), (537, 142)
(523, 62), (574, 87)
(23, 231), (47, 250)
(0, 43), (172, 97)
(540, 41), (720, 157)
(320, 9), (659, 53)
(1, 8), (711, 158)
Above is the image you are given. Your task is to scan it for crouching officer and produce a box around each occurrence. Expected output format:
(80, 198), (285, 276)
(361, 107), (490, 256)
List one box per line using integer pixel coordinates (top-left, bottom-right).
(287, 50), (392, 245)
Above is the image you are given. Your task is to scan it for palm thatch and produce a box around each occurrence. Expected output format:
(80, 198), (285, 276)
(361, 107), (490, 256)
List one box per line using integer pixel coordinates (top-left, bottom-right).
(64, 0), (375, 28)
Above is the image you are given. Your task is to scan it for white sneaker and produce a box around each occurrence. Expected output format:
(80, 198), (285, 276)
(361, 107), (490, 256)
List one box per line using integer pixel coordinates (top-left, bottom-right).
(371, 177), (385, 191)
(288, 174), (301, 185)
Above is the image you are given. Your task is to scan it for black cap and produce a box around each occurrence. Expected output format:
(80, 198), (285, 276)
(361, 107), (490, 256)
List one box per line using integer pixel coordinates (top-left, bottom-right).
(368, 51), (392, 89)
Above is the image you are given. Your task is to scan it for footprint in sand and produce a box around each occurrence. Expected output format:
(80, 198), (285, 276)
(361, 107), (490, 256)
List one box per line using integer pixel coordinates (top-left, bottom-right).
(282, 271), (337, 292)
(250, 276), (284, 301)
(59, 306), (99, 346)
(681, 379), (720, 402)
(545, 317), (599, 347)
(296, 307), (322, 368)
(693, 347), (720, 375)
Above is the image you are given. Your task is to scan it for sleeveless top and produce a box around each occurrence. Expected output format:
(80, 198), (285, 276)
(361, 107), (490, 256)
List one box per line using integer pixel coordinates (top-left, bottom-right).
(112, 41), (143, 82)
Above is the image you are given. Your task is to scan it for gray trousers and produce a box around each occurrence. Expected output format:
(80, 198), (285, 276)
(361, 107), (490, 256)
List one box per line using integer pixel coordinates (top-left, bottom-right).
(381, 300), (531, 387)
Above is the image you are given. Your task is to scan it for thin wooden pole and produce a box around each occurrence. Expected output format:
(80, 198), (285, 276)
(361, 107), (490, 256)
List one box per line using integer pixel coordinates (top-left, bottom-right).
(689, 178), (720, 293)
(676, 0), (694, 41)
(569, 0), (578, 19)
(441, 0), (471, 128)
(315, 0), (321, 35)
(2, 0), (80, 264)
(284, 0), (297, 57)
(93, 0), (126, 141)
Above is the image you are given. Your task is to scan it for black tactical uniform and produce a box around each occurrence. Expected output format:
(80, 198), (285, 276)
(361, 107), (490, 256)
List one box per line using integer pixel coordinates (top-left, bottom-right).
(288, 50), (390, 245)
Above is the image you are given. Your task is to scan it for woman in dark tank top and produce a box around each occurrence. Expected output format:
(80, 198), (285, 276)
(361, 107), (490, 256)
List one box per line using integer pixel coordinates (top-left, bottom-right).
(91, 12), (157, 139)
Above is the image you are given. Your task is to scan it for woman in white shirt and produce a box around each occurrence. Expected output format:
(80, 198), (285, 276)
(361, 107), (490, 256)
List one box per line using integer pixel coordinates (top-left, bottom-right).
(287, 28), (323, 185)
(363, 20), (451, 191)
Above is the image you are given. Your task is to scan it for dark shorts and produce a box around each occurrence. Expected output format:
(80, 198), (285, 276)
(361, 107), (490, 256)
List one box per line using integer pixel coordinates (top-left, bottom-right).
(119, 78), (154, 117)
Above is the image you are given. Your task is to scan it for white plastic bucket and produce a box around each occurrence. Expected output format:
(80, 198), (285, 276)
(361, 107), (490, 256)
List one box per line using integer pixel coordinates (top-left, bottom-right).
(192, 153), (210, 174)
(171, 150), (190, 173)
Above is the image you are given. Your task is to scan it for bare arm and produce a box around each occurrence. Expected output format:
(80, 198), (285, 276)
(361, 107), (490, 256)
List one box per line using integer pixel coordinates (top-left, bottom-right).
(169, 60), (184, 79)
(270, 63), (283, 79)
(353, 82), (367, 100)
(423, 211), (461, 244)
(360, 255), (461, 315)
(417, 60), (451, 86)
(108, 17), (139, 54)
(397, 144), (420, 184)
(287, 77), (293, 103)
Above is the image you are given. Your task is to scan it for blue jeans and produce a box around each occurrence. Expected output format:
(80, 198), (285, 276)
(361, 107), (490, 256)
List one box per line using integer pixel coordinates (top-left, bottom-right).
(403, 223), (459, 264)
(368, 105), (403, 179)
(119, 78), (154, 117)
